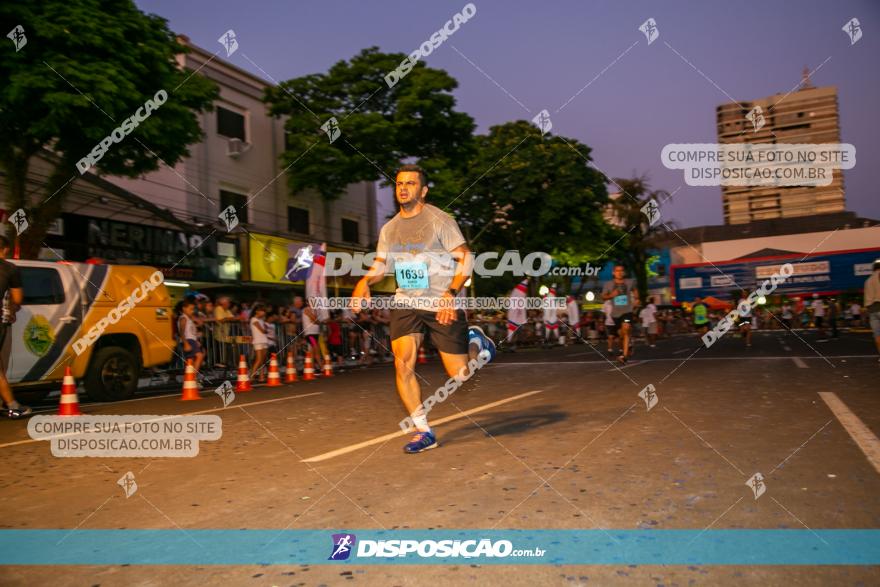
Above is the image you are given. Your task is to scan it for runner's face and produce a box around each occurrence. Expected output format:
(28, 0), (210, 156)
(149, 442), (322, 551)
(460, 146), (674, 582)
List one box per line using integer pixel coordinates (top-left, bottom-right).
(613, 266), (625, 281)
(395, 171), (426, 206)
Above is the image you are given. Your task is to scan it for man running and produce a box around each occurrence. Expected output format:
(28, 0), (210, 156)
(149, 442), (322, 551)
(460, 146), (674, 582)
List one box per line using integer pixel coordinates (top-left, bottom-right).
(0, 236), (30, 418)
(352, 165), (495, 454)
(602, 264), (639, 363)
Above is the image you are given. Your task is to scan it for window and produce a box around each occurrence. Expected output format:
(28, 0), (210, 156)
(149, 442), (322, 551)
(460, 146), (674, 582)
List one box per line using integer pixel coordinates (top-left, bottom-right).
(341, 218), (359, 244)
(219, 190), (249, 224)
(287, 207), (310, 234)
(217, 106), (246, 141)
(19, 267), (65, 305)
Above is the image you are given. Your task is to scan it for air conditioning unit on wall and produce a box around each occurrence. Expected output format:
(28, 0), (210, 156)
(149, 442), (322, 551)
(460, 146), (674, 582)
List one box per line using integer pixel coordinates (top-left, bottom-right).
(226, 138), (251, 158)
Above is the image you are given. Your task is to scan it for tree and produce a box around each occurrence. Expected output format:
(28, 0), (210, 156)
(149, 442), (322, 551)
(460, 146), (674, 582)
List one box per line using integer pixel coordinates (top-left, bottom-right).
(433, 120), (612, 295)
(0, 0), (218, 257)
(264, 47), (475, 202)
(605, 177), (671, 302)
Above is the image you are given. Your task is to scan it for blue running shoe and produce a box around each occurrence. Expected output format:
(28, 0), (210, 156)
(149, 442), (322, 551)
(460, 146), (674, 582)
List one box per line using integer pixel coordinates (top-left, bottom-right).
(468, 325), (496, 363)
(404, 430), (438, 454)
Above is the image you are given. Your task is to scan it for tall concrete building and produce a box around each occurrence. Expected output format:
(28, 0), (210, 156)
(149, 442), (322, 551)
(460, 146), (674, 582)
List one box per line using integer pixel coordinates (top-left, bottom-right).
(716, 74), (845, 224)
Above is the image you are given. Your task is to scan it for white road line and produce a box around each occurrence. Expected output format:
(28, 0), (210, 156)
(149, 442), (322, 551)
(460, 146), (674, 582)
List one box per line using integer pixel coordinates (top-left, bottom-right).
(673, 348), (691, 355)
(301, 389), (545, 463)
(791, 356), (808, 368)
(494, 355), (875, 367)
(819, 392), (880, 474)
(0, 392), (323, 450)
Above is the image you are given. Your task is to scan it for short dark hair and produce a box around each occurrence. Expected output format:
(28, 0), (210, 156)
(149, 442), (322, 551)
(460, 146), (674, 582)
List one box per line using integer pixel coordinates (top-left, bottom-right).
(396, 164), (428, 188)
(0, 235), (9, 250)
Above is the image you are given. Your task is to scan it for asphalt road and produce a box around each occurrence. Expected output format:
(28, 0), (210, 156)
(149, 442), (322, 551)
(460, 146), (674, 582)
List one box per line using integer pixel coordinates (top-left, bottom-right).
(1, 329), (878, 586)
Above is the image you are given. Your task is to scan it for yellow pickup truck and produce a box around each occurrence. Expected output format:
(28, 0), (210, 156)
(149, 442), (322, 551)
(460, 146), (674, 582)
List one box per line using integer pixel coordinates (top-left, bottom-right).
(7, 260), (174, 401)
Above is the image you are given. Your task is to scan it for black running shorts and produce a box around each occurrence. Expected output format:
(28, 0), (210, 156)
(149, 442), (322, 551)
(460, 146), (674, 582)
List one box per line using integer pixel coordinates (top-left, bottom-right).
(390, 308), (469, 355)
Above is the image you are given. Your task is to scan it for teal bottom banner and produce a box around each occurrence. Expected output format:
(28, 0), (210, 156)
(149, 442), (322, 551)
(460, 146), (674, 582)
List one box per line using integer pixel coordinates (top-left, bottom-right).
(1, 530), (878, 565)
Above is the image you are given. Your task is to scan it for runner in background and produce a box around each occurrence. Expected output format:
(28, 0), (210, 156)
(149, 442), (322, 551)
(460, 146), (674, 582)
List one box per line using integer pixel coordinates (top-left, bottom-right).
(692, 297), (710, 339)
(735, 291), (752, 348)
(601, 264), (639, 363)
(864, 259), (880, 363)
(639, 296), (658, 348)
(603, 299), (616, 354)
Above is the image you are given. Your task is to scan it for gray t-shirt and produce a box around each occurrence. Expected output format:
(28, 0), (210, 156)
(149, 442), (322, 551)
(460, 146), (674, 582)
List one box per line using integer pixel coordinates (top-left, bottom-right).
(377, 204), (466, 311)
(602, 279), (635, 318)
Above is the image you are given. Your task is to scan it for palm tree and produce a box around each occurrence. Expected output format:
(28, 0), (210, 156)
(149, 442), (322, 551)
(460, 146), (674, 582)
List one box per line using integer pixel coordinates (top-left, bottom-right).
(606, 177), (672, 302)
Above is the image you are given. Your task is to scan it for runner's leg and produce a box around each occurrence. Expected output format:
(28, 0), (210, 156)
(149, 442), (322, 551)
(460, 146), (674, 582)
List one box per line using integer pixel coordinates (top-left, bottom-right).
(391, 333), (427, 431)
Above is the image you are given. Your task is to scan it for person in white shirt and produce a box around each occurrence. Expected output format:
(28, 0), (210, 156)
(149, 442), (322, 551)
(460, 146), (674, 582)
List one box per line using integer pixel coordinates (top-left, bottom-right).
(849, 302), (862, 327)
(603, 300), (616, 354)
(811, 294), (826, 338)
(639, 297), (658, 347)
(249, 304), (269, 382)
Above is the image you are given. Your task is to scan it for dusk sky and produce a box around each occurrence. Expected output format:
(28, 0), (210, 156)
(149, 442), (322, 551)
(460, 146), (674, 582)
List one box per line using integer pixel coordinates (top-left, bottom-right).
(136, 0), (880, 228)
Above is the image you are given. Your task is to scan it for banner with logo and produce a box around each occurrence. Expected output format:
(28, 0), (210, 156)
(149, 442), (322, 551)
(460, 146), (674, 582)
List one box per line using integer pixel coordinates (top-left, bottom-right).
(248, 233), (319, 284)
(671, 247), (880, 302)
(1, 529), (879, 565)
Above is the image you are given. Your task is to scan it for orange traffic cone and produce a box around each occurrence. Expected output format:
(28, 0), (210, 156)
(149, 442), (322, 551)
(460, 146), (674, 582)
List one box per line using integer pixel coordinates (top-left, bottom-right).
(417, 346), (428, 364)
(267, 353), (282, 387)
(303, 348), (316, 380)
(235, 354), (252, 392)
(284, 350), (298, 383)
(180, 359), (201, 401)
(58, 366), (82, 416)
(322, 353), (334, 377)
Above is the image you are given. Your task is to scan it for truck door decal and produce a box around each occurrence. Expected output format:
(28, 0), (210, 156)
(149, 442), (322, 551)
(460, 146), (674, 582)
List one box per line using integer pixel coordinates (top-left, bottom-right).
(21, 264), (108, 382)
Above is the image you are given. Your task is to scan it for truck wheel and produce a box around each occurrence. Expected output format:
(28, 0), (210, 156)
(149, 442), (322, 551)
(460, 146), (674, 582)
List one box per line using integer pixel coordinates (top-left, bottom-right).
(85, 347), (140, 402)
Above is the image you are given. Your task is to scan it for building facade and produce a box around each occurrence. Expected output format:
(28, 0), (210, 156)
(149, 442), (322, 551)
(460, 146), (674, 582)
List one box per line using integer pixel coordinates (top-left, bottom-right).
(106, 37), (379, 289)
(717, 80), (845, 224)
